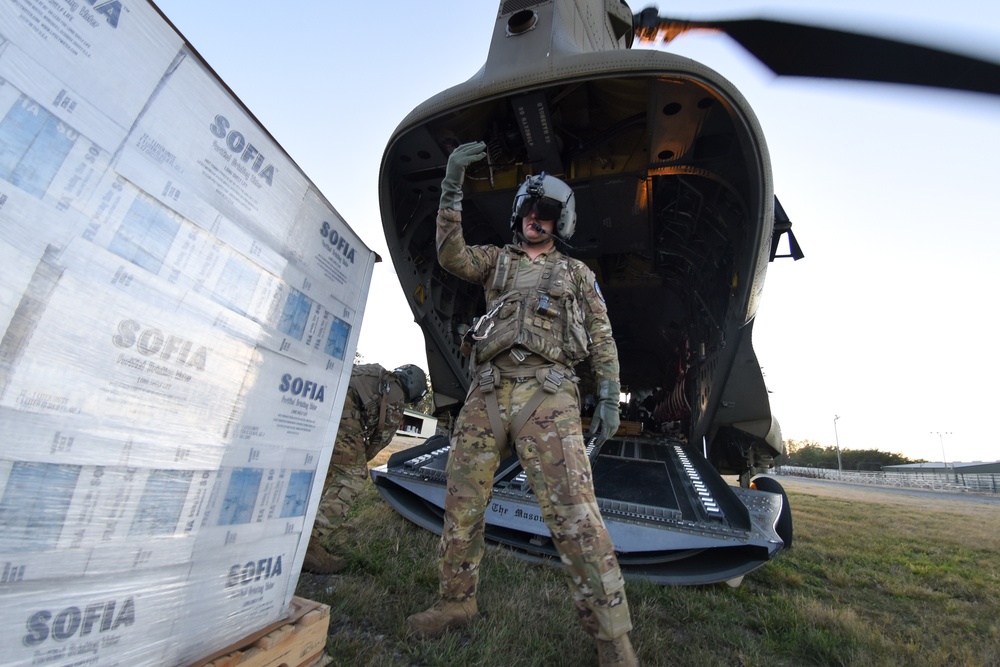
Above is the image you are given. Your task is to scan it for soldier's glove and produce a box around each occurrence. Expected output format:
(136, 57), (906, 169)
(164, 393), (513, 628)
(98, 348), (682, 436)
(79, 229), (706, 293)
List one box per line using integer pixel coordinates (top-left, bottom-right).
(440, 141), (486, 211)
(588, 379), (621, 449)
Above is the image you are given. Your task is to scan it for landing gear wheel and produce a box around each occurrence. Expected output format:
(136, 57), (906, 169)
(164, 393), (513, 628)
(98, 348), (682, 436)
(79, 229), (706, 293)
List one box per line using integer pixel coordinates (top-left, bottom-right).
(750, 475), (793, 549)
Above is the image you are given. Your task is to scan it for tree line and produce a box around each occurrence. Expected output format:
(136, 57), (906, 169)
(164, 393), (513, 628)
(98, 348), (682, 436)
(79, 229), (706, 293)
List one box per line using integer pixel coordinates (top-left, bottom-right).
(779, 439), (925, 471)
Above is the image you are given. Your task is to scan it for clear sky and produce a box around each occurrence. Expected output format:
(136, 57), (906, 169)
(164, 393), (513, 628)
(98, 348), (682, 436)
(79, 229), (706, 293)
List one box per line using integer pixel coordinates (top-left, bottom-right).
(153, 1), (1000, 464)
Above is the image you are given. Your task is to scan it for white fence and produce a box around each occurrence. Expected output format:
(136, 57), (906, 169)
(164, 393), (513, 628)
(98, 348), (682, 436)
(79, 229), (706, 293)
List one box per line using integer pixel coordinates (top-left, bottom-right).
(775, 466), (1000, 495)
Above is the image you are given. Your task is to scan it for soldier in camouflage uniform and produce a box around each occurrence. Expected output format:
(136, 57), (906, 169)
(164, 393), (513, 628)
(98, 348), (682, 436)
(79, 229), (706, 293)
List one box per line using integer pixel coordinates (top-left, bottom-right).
(406, 143), (638, 667)
(304, 362), (426, 574)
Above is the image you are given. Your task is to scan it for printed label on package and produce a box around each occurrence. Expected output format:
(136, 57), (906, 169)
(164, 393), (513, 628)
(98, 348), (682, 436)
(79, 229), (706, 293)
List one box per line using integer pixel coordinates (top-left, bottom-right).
(0, 460), (219, 556)
(0, 407), (227, 469)
(0, 566), (188, 667)
(197, 455), (317, 543)
(0, 0), (181, 148)
(0, 76), (114, 212)
(0, 242), (256, 439)
(288, 186), (372, 310)
(172, 532), (302, 666)
(80, 174), (291, 334)
(227, 348), (345, 447)
(115, 49), (310, 253)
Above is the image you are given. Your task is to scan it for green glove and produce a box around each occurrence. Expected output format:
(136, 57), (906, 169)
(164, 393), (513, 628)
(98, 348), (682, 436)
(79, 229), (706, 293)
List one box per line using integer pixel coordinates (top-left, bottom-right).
(588, 379), (621, 448)
(440, 141), (486, 211)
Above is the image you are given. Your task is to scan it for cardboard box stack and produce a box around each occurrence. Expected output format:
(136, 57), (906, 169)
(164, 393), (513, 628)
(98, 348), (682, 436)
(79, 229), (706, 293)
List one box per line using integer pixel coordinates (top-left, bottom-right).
(0, 2), (374, 665)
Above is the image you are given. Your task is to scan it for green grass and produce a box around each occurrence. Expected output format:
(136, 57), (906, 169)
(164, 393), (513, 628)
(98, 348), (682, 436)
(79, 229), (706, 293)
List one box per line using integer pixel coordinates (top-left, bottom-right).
(296, 477), (1000, 667)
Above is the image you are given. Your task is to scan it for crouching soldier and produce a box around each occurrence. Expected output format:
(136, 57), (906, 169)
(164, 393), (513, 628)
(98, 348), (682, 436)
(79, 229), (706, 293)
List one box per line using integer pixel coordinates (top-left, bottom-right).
(304, 362), (427, 574)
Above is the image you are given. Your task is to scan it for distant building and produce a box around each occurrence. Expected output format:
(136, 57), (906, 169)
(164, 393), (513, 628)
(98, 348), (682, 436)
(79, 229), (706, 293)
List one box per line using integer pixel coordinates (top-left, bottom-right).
(396, 408), (438, 439)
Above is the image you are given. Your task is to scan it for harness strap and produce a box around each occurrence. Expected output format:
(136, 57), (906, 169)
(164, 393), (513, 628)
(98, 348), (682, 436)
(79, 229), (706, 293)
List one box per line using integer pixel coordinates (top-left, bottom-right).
(477, 363), (574, 453)
(375, 384), (389, 436)
(477, 365), (509, 454)
(354, 370), (392, 441)
(507, 366), (570, 443)
(490, 249), (511, 292)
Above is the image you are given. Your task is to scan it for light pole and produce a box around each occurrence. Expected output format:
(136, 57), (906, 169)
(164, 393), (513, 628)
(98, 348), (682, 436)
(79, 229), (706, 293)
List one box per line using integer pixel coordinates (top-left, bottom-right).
(931, 431), (954, 481)
(833, 415), (843, 475)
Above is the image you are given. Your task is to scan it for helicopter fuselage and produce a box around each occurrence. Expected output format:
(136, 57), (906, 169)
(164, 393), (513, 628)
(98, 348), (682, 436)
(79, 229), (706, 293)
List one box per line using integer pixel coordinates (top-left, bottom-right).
(373, 0), (788, 583)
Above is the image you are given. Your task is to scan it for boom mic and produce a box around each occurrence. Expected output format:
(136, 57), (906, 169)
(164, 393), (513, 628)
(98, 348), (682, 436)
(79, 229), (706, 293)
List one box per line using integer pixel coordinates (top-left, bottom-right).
(520, 220), (577, 250)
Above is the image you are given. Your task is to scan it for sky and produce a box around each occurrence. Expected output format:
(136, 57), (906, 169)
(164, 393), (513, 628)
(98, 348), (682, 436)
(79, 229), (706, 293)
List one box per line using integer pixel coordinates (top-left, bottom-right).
(152, 1), (1000, 464)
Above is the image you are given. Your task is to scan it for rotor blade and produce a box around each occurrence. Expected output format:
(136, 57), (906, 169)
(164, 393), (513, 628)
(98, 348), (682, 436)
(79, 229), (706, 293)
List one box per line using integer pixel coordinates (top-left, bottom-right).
(634, 10), (1000, 96)
(718, 19), (1000, 95)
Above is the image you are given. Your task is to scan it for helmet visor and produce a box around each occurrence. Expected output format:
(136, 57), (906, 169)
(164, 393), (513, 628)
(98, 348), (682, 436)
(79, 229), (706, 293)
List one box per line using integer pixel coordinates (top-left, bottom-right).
(516, 196), (561, 222)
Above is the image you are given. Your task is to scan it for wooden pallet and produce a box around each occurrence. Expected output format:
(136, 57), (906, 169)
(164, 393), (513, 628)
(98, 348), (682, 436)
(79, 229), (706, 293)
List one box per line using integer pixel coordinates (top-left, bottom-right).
(187, 597), (330, 667)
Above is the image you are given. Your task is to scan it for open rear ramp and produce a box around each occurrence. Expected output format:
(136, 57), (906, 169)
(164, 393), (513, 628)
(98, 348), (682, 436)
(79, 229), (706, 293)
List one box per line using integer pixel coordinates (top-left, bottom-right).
(371, 435), (785, 585)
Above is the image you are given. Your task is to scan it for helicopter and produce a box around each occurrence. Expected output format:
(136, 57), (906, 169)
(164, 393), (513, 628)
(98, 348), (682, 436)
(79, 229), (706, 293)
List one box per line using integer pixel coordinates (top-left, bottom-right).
(370, 0), (1000, 584)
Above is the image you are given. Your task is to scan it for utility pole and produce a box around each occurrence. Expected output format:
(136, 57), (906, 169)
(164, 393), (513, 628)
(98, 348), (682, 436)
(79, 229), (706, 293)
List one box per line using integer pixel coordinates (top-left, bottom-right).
(833, 415), (843, 475)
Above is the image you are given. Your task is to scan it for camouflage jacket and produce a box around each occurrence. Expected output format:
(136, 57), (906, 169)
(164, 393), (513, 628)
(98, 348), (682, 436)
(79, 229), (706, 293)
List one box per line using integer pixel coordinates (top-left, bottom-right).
(436, 208), (619, 382)
(345, 363), (407, 460)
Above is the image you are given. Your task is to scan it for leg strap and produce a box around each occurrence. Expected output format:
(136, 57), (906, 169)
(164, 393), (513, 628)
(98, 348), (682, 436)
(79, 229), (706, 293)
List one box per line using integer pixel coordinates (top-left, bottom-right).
(478, 365), (509, 455)
(507, 366), (571, 444)
(478, 363), (575, 452)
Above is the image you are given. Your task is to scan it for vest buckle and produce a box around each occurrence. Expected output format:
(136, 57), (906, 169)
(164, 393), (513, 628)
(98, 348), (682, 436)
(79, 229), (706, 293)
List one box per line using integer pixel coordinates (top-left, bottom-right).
(540, 368), (565, 394)
(478, 365), (497, 394)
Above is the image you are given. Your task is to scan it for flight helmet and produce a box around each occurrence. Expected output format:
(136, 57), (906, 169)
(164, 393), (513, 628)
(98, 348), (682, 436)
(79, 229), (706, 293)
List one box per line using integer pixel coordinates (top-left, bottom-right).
(510, 172), (576, 240)
(393, 364), (428, 404)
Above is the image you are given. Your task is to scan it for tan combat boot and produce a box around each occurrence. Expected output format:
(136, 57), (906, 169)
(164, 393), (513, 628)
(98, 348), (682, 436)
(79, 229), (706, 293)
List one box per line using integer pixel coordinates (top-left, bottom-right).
(302, 541), (347, 574)
(405, 598), (478, 638)
(597, 633), (639, 667)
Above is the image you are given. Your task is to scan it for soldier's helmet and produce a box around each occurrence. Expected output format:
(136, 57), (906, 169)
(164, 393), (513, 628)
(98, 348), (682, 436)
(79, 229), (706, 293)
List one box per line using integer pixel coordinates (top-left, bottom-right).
(509, 172), (576, 240)
(392, 364), (428, 404)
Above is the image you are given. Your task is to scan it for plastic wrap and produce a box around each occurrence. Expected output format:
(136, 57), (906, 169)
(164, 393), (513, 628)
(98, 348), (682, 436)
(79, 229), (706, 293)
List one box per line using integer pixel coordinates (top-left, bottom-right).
(0, 2), (374, 665)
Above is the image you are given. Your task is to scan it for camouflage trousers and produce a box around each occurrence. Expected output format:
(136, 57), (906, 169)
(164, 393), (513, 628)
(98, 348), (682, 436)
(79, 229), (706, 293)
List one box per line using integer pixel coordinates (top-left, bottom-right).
(437, 369), (632, 641)
(312, 417), (368, 541)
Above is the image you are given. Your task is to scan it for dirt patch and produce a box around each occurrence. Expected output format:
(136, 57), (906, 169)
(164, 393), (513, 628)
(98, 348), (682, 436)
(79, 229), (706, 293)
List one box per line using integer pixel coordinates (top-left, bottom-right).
(368, 435), (428, 468)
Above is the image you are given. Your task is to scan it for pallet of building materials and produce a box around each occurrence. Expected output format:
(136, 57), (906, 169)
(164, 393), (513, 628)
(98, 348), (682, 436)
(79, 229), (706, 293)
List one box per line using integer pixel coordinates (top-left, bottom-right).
(187, 597), (330, 667)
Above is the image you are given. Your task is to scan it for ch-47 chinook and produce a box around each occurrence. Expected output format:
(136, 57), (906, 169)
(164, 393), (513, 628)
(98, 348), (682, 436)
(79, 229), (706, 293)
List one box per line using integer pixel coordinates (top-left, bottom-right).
(371, 1), (1000, 585)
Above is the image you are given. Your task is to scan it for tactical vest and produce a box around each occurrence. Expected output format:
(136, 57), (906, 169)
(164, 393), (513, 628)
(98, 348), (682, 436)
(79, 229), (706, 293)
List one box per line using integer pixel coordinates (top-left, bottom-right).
(471, 247), (590, 368)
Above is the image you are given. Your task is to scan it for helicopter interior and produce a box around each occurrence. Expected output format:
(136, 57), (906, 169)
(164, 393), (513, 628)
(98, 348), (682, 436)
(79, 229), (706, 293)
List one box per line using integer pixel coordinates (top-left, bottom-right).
(384, 71), (778, 475)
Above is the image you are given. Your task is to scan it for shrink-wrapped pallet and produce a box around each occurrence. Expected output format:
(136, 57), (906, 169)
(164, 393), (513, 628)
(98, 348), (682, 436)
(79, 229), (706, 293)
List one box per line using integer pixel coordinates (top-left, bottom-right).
(0, 2), (373, 665)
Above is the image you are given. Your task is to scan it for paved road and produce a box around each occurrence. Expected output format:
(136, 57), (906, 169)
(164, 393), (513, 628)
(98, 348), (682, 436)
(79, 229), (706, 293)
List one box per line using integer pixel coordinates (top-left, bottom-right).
(774, 474), (1000, 511)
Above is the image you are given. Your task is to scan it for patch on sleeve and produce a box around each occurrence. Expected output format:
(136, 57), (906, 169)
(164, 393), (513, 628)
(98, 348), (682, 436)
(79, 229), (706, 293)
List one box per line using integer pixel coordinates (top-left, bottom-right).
(594, 280), (605, 303)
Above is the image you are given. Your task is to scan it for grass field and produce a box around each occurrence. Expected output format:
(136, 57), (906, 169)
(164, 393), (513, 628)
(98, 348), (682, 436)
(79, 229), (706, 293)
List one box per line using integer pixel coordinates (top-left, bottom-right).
(295, 452), (1000, 667)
